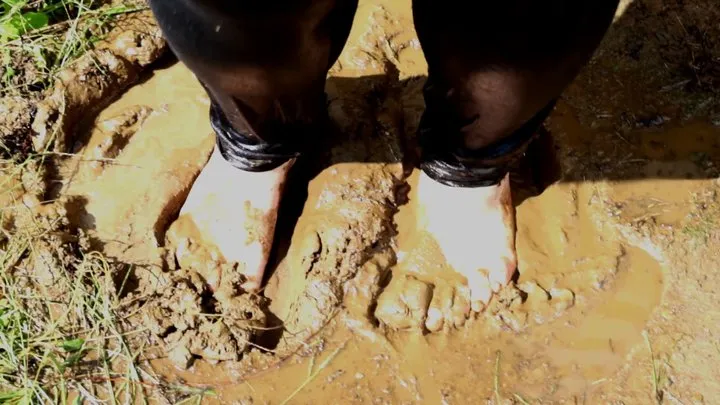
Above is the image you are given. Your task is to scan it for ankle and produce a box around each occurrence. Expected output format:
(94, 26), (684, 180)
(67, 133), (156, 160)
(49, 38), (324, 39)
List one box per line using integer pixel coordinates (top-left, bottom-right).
(419, 171), (508, 206)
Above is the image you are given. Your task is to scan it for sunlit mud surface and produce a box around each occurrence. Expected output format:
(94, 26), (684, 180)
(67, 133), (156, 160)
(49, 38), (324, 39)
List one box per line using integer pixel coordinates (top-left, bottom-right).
(40, 0), (720, 403)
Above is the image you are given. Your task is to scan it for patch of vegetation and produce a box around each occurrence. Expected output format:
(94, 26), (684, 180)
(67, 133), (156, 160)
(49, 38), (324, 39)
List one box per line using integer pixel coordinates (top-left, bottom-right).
(0, 158), (204, 403)
(0, 189), (148, 403)
(682, 188), (720, 243)
(1, 0), (146, 97)
(0, 2), (183, 401)
(643, 331), (665, 405)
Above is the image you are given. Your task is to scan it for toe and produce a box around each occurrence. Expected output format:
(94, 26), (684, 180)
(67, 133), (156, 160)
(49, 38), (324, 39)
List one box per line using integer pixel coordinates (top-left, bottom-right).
(465, 270), (493, 312)
(488, 256), (517, 292)
(375, 275), (432, 330)
(451, 285), (471, 327)
(425, 282), (453, 332)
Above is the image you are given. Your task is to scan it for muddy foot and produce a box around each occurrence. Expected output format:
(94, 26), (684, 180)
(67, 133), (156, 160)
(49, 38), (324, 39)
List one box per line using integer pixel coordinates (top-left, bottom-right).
(374, 233), (475, 332)
(375, 172), (517, 332)
(375, 272), (473, 332)
(166, 147), (293, 291)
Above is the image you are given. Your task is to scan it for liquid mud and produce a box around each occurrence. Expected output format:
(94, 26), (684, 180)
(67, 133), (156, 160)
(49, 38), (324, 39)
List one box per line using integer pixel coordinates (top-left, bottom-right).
(146, 165), (664, 404)
(52, 0), (720, 402)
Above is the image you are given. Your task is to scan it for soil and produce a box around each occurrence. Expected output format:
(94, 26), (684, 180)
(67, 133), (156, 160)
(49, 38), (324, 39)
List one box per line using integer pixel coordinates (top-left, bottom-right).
(3, 0), (720, 403)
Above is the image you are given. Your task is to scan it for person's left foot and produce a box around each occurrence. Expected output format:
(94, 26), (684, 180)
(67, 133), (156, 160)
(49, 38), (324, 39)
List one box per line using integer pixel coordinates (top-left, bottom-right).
(166, 147), (293, 292)
(375, 171), (517, 332)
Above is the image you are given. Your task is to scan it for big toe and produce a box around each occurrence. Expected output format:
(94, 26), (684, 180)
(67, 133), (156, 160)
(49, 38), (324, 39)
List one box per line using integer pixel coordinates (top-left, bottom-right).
(425, 282), (471, 332)
(425, 282), (452, 332)
(375, 275), (432, 330)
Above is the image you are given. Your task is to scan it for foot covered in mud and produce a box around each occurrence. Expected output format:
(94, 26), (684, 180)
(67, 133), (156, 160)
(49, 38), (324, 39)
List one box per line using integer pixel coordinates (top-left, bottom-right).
(166, 146), (293, 292)
(375, 172), (517, 332)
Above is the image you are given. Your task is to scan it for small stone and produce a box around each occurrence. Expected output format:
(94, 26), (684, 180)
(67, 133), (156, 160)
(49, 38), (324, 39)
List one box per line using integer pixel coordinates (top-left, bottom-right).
(355, 372), (365, 379)
(168, 343), (193, 369)
(327, 370), (345, 382)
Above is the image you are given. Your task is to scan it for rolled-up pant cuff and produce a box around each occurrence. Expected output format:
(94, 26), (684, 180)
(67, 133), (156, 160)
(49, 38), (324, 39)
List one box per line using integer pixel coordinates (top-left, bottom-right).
(210, 102), (303, 172)
(419, 101), (555, 188)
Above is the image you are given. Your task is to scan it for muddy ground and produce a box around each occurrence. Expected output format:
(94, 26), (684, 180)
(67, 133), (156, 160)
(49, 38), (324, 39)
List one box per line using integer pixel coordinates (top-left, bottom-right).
(2, 0), (720, 403)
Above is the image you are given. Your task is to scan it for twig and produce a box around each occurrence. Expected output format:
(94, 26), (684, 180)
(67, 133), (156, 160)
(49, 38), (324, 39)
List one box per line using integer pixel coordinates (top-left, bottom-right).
(279, 342), (347, 405)
(513, 393), (531, 405)
(494, 351), (502, 404)
(643, 331), (662, 404)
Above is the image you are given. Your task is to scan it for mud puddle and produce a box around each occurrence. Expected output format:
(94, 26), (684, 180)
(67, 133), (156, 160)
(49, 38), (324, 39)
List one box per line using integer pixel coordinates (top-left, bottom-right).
(4, 0), (720, 401)
(51, 0), (686, 402)
(72, 61), (666, 403)
(144, 167), (663, 404)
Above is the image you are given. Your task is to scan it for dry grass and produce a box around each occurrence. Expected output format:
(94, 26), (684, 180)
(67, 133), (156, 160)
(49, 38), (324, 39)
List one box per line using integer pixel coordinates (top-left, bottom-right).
(643, 331), (664, 404)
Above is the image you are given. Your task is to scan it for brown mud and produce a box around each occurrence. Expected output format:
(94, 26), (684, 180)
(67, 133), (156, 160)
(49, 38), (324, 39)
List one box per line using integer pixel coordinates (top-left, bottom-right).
(3, 0), (720, 403)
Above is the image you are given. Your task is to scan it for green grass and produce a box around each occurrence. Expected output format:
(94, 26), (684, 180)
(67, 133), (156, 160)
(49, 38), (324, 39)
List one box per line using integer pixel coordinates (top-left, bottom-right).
(0, 2), (167, 401)
(682, 190), (719, 243)
(0, 200), (147, 403)
(0, 153), (209, 404)
(1, 0), (146, 97)
(643, 331), (664, 404)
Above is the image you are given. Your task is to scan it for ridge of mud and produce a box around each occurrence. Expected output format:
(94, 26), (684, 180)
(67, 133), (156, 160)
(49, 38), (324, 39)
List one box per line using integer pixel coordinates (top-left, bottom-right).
(0, 12), (166, 157)
(267, 163), (402, 354)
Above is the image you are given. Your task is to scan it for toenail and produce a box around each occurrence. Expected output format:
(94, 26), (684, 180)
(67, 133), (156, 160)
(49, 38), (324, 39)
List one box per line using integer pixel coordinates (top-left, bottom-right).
(426, 308), (443, 331)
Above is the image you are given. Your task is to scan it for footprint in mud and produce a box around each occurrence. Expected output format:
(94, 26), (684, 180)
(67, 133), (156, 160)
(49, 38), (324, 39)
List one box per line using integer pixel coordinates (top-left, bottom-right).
(264, 163), (402, 352)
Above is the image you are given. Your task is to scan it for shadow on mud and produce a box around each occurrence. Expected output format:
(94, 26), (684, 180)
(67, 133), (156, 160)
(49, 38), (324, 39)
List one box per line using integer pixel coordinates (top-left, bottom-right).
(264, 0), (720, 281)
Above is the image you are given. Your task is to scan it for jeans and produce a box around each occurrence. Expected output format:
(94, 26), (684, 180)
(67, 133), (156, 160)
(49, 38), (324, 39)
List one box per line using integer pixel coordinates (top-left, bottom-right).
(147, 0), (619, 186)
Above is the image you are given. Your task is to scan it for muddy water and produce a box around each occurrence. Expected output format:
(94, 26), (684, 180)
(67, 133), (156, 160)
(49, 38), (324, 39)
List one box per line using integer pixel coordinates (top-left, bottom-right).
(149, 168), (663, 404)
(63, 61), (214, 265)
(60, 0), (678, 402)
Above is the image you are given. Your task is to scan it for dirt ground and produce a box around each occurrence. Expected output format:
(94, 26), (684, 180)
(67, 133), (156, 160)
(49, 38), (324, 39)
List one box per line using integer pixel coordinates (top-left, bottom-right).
(2, 0), (720, 403)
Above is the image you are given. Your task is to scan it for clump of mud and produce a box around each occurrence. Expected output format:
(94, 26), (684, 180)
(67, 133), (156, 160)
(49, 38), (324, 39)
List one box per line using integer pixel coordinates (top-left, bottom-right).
(136, 270), (267, 368)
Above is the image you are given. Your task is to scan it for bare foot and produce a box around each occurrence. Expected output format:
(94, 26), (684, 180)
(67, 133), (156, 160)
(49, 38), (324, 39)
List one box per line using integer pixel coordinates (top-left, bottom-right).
(418, 171), (517, 307)
(375, 171), (517, 332)
(167, 147), (293, 292)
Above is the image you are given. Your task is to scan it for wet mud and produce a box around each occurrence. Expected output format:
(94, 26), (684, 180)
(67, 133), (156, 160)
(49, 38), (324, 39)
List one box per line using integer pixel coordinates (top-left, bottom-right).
(4, 0), (720, 403)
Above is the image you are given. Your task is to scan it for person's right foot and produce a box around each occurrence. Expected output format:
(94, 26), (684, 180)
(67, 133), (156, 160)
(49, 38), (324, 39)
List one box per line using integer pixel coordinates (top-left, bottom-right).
(166, 147), (293, 292)
(375, 172), (517, 332)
